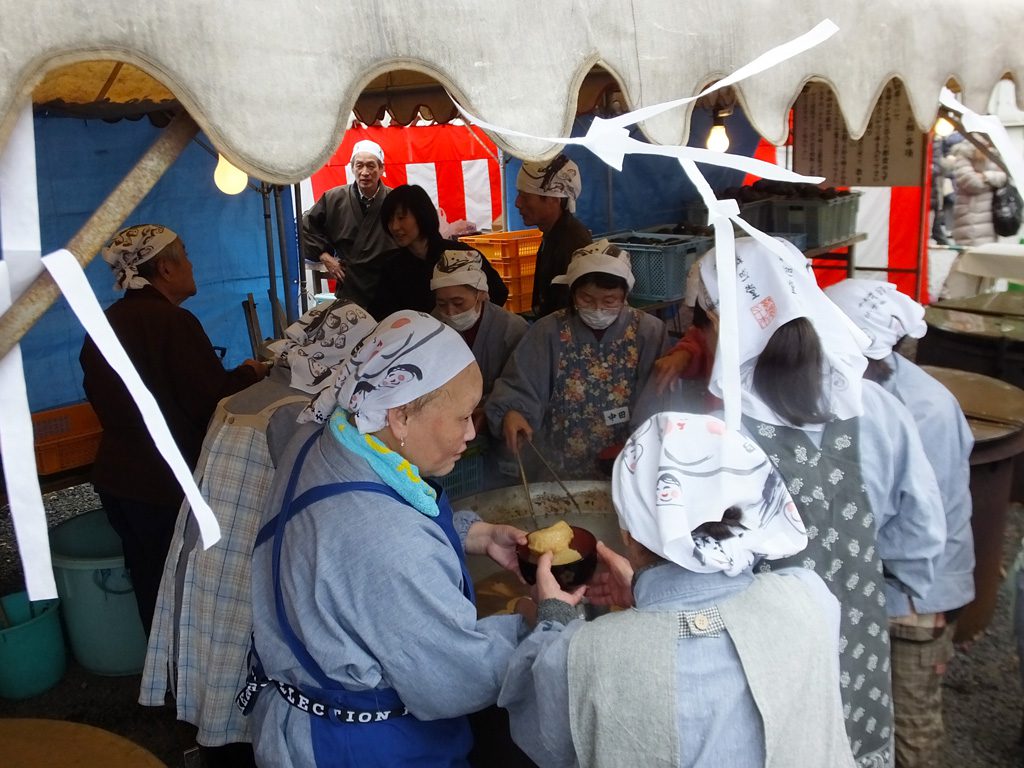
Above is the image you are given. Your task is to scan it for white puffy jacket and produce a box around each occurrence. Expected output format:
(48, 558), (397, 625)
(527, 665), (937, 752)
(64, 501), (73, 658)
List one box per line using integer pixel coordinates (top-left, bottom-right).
(951, 144), (1007, 246)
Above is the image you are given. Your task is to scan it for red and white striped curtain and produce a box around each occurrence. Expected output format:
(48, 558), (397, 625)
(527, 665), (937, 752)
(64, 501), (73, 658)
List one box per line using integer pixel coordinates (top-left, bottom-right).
(305, 124), (503, 233)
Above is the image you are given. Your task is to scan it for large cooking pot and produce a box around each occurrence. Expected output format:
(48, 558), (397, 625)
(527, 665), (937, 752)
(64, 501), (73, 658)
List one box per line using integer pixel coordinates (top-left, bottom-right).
(457, 480), (623, 617)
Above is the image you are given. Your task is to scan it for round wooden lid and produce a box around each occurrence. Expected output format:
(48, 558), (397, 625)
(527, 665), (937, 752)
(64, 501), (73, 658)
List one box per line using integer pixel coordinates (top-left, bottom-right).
(925, 306), (1024, 341)
(921, 365), (1024, 443)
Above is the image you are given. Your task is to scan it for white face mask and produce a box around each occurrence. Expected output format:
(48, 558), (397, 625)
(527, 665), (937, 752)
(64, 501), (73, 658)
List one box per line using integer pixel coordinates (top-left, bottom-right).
(577, 307), (621, 330)
(443, 304), (481, 332)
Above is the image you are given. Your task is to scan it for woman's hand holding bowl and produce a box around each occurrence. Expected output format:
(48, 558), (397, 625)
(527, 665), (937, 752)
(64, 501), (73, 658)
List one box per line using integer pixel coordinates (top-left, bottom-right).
(465, 521), (528, 581)
(533, 551), (588, 608)
(586, 541), (635, 609)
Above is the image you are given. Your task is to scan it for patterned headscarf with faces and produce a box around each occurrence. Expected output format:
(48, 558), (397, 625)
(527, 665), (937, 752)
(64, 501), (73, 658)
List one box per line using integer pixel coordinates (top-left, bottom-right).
(264, 300), (377, 393)
(515, 154), (582, 212)
(299, 310), (476, 432)
(613, 412), (808, 577)
(101, 224), (179, 290)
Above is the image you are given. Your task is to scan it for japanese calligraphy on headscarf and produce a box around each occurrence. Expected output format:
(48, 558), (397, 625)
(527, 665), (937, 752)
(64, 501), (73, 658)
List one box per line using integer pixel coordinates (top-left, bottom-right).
(613, 412), (807, 576)
(101, 224), (178, 291)
(264, 299), (377, 392)
(697, 237), (870, 428)
(515, 154), (582, 212)
(299, 310), (476, 432)
(824, 279), (927, 360)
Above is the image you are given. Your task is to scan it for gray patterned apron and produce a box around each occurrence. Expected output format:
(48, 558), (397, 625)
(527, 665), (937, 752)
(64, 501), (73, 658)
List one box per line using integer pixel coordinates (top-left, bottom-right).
(745, 416), (894, 768)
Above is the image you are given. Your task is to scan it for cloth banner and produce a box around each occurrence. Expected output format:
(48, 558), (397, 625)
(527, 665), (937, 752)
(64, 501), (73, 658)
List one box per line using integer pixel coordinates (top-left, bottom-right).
(307, 124), (502, 231)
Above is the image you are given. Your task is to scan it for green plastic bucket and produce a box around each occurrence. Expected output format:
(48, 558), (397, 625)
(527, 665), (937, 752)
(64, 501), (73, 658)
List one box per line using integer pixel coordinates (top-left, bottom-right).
(0, 591), (65, 699)
(49, 509), (147, 675)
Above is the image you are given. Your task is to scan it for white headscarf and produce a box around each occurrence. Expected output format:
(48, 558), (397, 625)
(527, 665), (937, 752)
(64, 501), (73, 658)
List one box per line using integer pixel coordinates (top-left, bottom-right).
(825, 279), (927, 360)
(264, 300), (377, 393)
(515, 155), (582, 212)
(613, 412), (807, 576)
(350, 140), (384, 164)
(551, 239), (636, 291)
(698, 237), (870, 429)
(101, 224), (179, 290)
(299, 310), (476, 432)
(430, 249), (489, 291)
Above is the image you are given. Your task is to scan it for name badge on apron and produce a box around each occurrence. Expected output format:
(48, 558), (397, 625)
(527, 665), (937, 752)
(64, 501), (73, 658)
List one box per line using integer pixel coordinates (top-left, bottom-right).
(603, 406), (630, 427)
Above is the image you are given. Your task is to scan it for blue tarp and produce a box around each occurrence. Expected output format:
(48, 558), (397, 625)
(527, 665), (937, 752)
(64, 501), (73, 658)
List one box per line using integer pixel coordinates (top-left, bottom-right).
(14, 116), (298, 412)
(504, 108), (762, 234)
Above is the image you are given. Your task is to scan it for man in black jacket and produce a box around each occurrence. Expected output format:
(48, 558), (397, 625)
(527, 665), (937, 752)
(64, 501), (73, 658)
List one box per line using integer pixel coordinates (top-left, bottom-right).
(515, 154), (592, 316)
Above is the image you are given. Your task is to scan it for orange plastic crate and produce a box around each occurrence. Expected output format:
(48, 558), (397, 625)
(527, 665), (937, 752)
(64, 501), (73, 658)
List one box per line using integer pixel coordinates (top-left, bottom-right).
(459, 230), (541, 280)
(32, 403), (102, 475)
(504, 275), (535, 313)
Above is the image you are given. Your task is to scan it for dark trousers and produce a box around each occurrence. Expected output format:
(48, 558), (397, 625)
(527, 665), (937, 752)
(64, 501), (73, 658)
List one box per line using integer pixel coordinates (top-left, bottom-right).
(97, 489), (180, 636)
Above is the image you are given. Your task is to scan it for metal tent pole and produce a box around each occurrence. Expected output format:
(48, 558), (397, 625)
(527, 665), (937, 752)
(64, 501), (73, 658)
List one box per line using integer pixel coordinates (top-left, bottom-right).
(273, 185), (297, 324)
(260, 183), (284, 339)
(0, 111), (199, 359)
(293, 182), (308, 313)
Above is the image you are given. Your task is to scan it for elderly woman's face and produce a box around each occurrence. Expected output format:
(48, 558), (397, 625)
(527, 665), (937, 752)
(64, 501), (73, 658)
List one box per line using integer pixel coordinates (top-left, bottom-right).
(434, 285), (484, 318)
(401, 362), (482, 477)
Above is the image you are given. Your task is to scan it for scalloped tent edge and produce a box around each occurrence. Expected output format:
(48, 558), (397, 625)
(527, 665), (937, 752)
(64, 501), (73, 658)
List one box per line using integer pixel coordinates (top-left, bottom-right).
(2, 0), (1023, 182)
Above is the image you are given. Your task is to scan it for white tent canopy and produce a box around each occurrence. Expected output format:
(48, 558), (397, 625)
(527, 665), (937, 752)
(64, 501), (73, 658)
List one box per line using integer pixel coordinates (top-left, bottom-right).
(2, 0), (1023, 181)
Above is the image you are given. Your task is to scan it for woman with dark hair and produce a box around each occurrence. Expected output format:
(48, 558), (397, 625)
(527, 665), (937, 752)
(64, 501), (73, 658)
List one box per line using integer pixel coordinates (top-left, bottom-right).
(694, 237), (946, 767)
(368, 184), (508, 318)
(486, 240), (668, 477)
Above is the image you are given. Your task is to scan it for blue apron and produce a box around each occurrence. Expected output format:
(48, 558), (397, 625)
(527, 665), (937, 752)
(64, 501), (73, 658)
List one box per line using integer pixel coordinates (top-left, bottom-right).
(254, 429), (476, 767)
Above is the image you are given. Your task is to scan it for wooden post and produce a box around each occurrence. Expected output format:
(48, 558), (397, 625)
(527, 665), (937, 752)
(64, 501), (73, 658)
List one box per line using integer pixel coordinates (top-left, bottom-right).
(0, 111), (199, 359)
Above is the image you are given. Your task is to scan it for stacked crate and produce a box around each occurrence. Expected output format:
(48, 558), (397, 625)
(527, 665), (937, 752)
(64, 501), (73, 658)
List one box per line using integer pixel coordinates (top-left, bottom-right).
(459, 230), (543, 313)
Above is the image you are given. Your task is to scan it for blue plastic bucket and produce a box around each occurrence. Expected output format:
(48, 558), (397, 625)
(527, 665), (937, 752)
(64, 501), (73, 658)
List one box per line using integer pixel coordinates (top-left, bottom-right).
(49, 509), (147, 675)
(0, 591), (65, 699)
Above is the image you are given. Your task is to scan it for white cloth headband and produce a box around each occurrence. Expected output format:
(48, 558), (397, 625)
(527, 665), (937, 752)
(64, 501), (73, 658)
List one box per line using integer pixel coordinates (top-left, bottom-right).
(613, 412), (807, 576)
(825, 279), (927, 360)
(698, 237), (870, 429)
(299, 310), (476, 432)
(515, 156), (582, 212)
(351, 140), (384, 164)
(551, 239), (635, 291)
(101, 224), (178, 291)
(430, 249), (489, 292)
(264, 300), (377, 393)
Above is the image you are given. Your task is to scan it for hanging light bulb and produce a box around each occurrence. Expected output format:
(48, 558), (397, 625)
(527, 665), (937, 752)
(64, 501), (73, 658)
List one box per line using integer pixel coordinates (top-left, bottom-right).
(933, 115), (955, 138)
(214, 154), (248, 195)
(706, 112), (730, 153)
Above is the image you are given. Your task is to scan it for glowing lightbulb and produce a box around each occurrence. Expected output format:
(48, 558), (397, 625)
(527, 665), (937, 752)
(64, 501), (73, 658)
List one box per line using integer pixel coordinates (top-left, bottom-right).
(214, 154), (248, 195)
(933, 116), (955, 138)
(706, 121), (730, 153)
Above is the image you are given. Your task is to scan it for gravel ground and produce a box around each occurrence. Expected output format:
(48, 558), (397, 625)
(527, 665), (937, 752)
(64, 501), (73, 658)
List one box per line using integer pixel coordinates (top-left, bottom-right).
(1, 484), (1023, 767)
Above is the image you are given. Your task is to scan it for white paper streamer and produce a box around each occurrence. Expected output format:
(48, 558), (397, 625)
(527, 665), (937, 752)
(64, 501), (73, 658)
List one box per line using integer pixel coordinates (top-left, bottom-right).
(940, 87), (1024, 194)
(456, 19), (837, 177)
(0, 103), (57, 600)
(455, 20), (839, 432)
(41, 250), (222, 548)
(0, 264), (56, 599)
